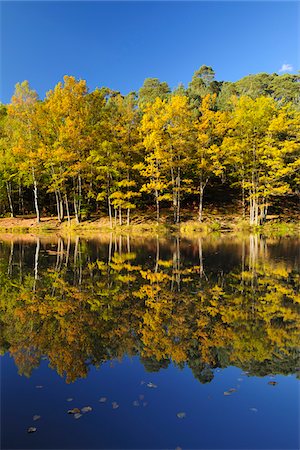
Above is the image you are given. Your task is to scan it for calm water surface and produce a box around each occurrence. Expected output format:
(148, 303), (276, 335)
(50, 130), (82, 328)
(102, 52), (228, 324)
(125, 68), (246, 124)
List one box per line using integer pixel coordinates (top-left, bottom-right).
(0, 234), (299, 449)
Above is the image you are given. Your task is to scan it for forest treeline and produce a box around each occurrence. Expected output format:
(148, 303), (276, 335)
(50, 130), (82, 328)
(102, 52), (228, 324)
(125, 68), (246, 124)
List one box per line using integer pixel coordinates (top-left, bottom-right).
(0, 66), (299, 226)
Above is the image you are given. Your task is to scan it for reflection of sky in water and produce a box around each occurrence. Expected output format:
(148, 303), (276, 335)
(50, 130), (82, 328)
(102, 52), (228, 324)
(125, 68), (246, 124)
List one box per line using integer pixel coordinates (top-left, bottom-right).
(0, 236), (299, 449)
(2, 356), (299, 449)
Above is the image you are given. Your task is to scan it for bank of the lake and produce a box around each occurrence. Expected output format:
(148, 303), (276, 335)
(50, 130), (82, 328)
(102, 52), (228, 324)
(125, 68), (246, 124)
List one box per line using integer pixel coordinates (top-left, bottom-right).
(0, 210), (299, 239)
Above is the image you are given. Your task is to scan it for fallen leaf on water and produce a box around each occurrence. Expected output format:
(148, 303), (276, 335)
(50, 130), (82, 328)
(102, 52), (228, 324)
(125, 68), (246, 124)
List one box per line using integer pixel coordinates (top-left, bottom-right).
(112, 402), (119, 409)
(250, 408), (258, 412)
(74, 413), (82, 419)
(176, 412), (186, 419)
(147, 382), (157, 389)
(81, 406), (92, 413)
(268, 381), (278, 386)
(133, 400), (140, 407)
(35, 385), (43, 389)
(228, 388), (237, 393)
(68, 408), (81, 414)
(27, 427), (37, 433)
(33, 415), (41, 421)
(99, 397), (107, 403)
(67, 398), (73, 402)
(223, 391), (231, 396)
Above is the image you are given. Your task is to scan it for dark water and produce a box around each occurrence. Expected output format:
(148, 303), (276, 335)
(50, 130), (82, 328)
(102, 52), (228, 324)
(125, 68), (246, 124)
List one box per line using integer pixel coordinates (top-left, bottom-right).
(0, 234), (299, 449)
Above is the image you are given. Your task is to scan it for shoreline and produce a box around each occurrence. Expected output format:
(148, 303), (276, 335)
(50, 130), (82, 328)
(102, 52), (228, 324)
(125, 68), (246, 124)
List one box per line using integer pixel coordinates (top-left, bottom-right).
(0, 214), (298, 238)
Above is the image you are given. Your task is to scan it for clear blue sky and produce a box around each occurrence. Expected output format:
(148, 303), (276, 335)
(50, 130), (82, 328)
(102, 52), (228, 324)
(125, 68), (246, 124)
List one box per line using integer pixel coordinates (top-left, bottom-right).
(1, 1), (299, 103)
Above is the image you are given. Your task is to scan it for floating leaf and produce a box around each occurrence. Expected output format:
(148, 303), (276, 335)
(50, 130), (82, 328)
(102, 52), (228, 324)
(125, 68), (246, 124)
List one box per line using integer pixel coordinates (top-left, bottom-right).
(74, 413), (82, 419)
(99, 397), (107, 403)
(27, 427), (37, 433)
(81, 406), (92, 413)
(250, 408), (258, 412)
(223, 391), (231, 396)
(133, 400), (140, 407)
(176, 412), (186, 419)
(147, 382), (157, 389)
(35, 385), (43, 389)
(228, 388), (237, 393)
(33, 415), (41, 421)
(66, 398), (73, 402)
(268, 381), (278, 386)
(68, 408), (81, 414)
(112, 402), (119, 409)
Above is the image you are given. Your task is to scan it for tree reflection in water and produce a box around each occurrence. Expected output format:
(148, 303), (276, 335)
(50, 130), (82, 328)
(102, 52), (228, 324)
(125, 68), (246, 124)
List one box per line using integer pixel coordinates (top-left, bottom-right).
(0, 234), (299, 384)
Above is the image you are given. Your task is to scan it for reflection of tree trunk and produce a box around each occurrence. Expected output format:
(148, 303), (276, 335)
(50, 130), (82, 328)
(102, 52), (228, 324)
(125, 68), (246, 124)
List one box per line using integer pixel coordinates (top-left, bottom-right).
(127, 235), (130, 254)
(155, 235), (160, 273)
(249, 234), (258, 272)
(65, 236), (71, 267)
(127, 208), (130, 226)
(55, 238), (64, 271)
(74, 236), (79, 266)
(198, 238), (203, 279)
(33, 237), (40, 291)
(241, 238), (245, 292)
(172, 237), (181, 291)
(8, 241), (14, 276)
(108, 233), (112, 264)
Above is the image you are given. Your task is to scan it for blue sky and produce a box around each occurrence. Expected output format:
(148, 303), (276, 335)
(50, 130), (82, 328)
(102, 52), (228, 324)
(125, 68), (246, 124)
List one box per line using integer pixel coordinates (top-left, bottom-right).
(1, 1), (299, 103)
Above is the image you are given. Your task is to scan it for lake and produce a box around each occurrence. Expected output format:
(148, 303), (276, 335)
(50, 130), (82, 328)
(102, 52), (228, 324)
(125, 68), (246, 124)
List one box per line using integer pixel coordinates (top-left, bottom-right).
(0, 233), (299, 449)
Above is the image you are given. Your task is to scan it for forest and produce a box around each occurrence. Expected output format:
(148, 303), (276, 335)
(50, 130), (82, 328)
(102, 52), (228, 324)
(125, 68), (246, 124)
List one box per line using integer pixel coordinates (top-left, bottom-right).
(0, 66), (299, 227)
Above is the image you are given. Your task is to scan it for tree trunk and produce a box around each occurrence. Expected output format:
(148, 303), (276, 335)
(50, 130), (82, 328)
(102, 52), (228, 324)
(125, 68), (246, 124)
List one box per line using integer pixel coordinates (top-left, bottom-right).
(73, 192), (79, 224)
(18, 181), (24, 215)
(155, 189), (160, 224)
(64, 193), (71, 224)
(58, 189), (64, 221)
(199, 187), (204, 222)
(6, 181), (14, 218)
(119, 207), (122, 226)
(108, 195), (112, 228)
(242, 178), (245, 219)
(32, 168), (40, 223)
(78, 174), (82, 222)
(54, 189), (61, 222)
(171, 167), (176, 223)
(176, 168), (180, 224)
